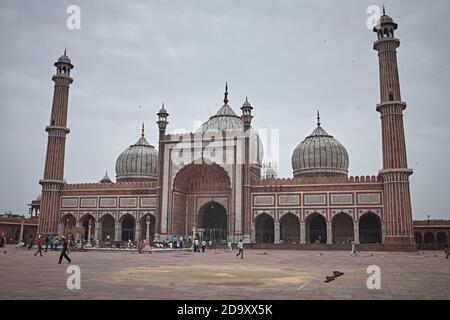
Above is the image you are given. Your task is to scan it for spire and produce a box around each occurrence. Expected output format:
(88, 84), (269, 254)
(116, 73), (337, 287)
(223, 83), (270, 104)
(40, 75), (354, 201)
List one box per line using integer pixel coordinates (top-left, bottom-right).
(317, 110), (321, 126)
(141, 123), (145, 137)
(383, 5), (386, 15)
(224, 82), (229, 105)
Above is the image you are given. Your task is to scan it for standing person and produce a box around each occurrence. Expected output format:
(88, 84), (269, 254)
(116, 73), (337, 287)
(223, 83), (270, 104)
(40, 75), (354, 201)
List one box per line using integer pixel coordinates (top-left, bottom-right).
(0, 233), (4, 248)
(201, 240), (206, 253)
(44, 235), (49, 252)
(34, 235), (44, 256)
(236, 239), (244, 259)
(194, 238), (199, 252)
(444, 244), (449, 259)
(350, 241), (357, 256)
(208, 240), (212, 251)
(58, 236), (71, 264)
(227, 240), (232, 252)
(179, 236), (183, 249)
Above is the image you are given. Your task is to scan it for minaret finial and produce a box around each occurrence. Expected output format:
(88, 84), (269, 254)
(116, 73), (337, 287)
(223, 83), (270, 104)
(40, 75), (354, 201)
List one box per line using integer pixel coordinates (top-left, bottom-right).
(317, 109), (321, 126)
(383, 5), (385, 15)
(245, 95), (248, 102)
(224, 82), (229, 105)
(141, 122), (145, 137)
(64, 48), (67, 55)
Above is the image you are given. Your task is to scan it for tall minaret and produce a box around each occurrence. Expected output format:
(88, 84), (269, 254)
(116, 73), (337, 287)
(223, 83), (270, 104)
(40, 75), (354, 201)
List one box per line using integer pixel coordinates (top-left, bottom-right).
(37, 51), (74, 235)
(373, 9), (414, 249)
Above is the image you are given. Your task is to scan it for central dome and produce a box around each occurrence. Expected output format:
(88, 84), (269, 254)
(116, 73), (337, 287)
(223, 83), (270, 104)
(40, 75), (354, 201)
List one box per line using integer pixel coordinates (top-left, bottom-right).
(292, 113), (349, 178)
(197, 86), (263, 166)
(115, 125), (158, 182)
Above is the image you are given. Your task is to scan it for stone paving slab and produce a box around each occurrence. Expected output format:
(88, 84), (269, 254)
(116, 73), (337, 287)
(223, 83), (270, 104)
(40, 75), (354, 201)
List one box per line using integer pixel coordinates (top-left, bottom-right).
(0, 247), (449, 300)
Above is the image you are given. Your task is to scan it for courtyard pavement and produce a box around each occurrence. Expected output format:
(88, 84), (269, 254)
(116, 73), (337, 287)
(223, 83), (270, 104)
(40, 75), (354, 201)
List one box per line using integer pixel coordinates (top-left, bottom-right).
(0, 246), (449, 300)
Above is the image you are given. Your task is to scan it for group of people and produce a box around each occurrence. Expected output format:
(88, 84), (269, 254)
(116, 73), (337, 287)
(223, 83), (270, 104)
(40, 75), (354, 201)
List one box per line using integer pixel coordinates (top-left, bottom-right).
(29, 234), (71, 264)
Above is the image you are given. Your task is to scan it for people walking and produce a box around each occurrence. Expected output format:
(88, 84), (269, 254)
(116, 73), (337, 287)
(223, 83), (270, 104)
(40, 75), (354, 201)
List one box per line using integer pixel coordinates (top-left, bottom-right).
(236, 239), (244, 259)
(58, 236), (71, 264)
(350, 241), (357, 256)
(34, 235), (44, 256)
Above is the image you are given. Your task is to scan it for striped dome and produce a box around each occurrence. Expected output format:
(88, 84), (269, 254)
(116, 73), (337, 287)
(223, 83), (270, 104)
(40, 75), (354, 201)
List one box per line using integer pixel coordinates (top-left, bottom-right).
(292, 117), (349, 178)
(115, 129), (158, 181)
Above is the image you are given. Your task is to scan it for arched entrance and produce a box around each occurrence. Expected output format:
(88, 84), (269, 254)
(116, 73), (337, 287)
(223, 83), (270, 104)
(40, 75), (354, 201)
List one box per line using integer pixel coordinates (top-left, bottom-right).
(359, 212), (382, 244)
(140, 214), (156, 242)
(200, 202), (227, 242)
(280, 213), (300, 243)
(255, 213), (274, 243)
(121, 214), (135, 241)
(436, 232), (447, 249)
(332, 212), (354, 244)
(100, 214), (115, 241)
(306, 213), (326, 243)
(423, 231), (434, 244)
(60, 214), (76, 237)
(80, 214), (95, 241)
(173, 161), (231, 237)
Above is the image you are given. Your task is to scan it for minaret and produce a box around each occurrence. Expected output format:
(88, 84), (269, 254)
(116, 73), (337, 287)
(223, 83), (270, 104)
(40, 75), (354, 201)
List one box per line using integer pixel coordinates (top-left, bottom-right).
(37, 50), (74, 236)
(155, 103), (169, 240)
(241, 95), (253, 242)
(373, 9), (414, 249)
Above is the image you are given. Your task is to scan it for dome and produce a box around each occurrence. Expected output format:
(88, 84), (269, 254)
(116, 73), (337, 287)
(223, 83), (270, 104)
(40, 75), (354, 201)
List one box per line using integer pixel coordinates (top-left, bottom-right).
(291, 114), (349, 178)
(115, 126), (158, 181)
(58, 54), (72, 64)
(198, 103), (244, 132)
(379, 14), (393, 23)
(197, 90), (263, 166)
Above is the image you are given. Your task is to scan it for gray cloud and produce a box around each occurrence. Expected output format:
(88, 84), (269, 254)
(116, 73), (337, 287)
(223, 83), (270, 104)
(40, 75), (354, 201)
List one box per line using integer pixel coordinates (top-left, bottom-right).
(0, 0), (449, 220)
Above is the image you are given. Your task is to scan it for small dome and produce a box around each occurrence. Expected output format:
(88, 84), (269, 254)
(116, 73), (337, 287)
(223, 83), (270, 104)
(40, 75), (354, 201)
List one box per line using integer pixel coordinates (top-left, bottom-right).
(115, 128), (158, 181)
(379, 14), (393, 23)
(292, 114), (349, 178)
(58, 54), (72, 64)
(99, 171), (112, 183)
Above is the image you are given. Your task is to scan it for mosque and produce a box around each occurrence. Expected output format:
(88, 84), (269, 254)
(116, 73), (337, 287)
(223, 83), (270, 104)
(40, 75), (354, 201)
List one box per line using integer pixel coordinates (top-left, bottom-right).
(35, 11), (416, 250)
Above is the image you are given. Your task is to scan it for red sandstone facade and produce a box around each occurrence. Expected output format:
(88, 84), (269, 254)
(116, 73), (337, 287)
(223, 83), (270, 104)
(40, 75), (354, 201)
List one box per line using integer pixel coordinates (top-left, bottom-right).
(34, 11), (418, 251)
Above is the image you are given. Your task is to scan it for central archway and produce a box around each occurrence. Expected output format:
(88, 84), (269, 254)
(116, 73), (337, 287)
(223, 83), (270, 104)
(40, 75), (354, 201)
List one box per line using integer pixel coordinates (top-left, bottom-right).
(200, 202), (227, 242)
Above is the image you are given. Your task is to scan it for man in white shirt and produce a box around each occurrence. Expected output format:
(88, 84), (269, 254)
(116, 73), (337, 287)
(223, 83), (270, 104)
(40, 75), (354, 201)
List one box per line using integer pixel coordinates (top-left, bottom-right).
(236, 239), (244, 259)
(194, 238), (199, 252)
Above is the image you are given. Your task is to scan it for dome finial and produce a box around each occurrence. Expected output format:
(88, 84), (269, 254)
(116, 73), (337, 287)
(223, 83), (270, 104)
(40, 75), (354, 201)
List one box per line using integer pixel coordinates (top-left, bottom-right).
(224, 82), (229, 105)
(317, 109), (321, 126)
(383, 5), (386, 15)
(64, 48), (67, 55)
(141, 123), (145, 137)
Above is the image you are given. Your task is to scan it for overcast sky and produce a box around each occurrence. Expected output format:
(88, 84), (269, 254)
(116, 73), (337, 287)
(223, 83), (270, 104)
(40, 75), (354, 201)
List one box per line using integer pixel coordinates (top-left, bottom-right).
(0, 0), (449, 220)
